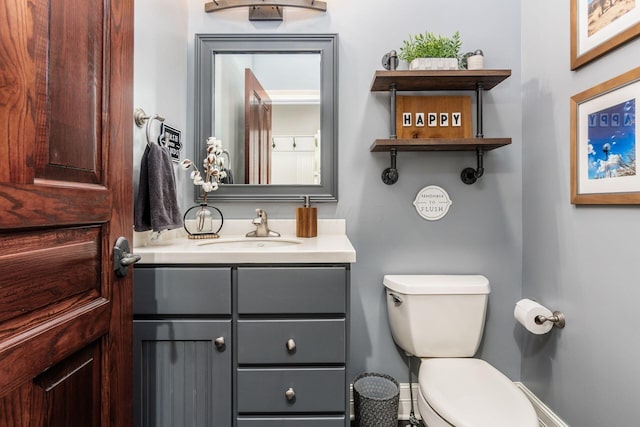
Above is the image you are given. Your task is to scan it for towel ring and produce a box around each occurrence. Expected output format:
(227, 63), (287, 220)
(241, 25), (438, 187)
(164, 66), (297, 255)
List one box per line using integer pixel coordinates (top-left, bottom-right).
(221, 149), (230, 165)
(134, 107), (166, 146)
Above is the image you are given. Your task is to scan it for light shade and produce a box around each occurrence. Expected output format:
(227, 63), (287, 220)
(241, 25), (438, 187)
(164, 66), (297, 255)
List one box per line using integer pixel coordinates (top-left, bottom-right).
(205, 0), (327, 21)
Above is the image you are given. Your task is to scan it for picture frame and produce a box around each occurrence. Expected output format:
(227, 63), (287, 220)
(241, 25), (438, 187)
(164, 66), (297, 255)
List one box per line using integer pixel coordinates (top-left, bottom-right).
(571, 66), (640, 204)
(571, 0), (640, 70)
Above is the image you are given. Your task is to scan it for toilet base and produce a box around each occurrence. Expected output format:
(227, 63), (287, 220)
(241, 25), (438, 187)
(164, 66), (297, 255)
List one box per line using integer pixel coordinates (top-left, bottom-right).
(417, 388), (453, 427)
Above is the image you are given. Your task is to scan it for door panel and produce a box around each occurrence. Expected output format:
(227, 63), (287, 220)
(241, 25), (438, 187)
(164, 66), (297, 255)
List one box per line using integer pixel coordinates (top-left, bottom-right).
(244, 68), (272, 184)
(33, 343), (102, 427)
(42, 0), (103, 182)
(0, 343), (102, 427)
(0, 227), (101, 324)
(0, 0), (134, 425)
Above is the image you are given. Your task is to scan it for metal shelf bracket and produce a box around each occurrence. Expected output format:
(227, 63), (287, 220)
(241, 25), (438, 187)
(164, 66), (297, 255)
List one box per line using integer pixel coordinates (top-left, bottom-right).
(461, 148), (485, 185)
(382, 148), (399, 185)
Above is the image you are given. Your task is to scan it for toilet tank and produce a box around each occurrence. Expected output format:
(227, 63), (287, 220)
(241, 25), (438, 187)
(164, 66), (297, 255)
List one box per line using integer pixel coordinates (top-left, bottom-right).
(383, 275), (490, 357)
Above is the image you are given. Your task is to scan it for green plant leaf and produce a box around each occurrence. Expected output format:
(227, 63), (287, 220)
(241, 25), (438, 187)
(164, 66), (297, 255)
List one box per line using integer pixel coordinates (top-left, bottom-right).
(398, 30), (462, 64)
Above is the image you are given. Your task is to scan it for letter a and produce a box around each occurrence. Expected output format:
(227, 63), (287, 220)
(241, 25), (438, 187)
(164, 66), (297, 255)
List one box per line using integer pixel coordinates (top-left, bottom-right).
(416, 113), (425, 127)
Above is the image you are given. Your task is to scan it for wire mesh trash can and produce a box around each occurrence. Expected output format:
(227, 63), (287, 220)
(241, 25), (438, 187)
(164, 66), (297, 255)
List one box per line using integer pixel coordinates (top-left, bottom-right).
(353, 372), (400, 427)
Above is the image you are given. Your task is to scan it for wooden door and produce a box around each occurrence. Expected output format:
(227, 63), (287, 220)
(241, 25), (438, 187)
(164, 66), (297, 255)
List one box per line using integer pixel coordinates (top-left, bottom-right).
(0, 0), (134, 426)
(244, 69), (272, 184)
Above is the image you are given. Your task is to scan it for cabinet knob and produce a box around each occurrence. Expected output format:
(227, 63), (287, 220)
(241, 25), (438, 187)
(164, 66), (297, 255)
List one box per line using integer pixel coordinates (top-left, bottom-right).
(285, 338), (296, 352)
(285, 387), (296, 401)
(214, 337), (225, 349)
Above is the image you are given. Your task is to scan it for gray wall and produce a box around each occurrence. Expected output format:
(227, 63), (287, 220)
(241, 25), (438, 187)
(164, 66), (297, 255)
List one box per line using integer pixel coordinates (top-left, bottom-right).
(135, 0), (523, 400)
(133, 0), (189, 208)
(521, 1), (640, 426)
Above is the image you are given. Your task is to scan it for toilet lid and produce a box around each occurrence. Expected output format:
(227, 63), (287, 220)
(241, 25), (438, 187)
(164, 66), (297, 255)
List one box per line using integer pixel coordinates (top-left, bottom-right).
(419, 358), (538, 427)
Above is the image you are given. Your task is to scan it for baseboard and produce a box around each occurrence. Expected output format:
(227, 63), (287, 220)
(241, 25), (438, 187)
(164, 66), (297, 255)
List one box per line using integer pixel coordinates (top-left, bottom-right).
(350, 382), (569, 426)
(515, 382), (570, 427)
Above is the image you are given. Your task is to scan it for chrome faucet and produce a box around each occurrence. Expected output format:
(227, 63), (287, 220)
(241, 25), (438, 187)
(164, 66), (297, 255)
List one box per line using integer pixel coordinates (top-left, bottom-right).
(246, 209), (280, 237)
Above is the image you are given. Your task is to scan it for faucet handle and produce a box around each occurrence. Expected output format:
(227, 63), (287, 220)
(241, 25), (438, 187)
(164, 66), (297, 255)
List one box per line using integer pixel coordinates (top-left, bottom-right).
(253, 208), (265, 225)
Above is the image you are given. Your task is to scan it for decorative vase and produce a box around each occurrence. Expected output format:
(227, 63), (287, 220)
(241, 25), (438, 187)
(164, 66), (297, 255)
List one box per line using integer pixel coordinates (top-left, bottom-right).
(409, 58), (459, 71)
(183, 198), (223, 239)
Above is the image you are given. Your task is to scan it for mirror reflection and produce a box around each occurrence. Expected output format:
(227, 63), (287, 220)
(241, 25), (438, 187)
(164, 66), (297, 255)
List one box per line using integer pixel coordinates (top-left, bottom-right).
(214, 53), (321, 185)
(194, 34), (338, 202)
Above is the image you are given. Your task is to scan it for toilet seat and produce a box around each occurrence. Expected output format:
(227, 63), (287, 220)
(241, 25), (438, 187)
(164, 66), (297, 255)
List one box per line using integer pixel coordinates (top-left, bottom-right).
(418, 358), (538, 427)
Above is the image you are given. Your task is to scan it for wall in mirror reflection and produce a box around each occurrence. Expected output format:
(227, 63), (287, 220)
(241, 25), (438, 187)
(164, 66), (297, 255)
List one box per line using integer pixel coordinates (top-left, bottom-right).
(213, 53), (321, 185)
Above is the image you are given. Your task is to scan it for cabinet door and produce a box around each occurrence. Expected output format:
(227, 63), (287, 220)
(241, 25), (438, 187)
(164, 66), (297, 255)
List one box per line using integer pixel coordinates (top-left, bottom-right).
(134, 320), (231, 427)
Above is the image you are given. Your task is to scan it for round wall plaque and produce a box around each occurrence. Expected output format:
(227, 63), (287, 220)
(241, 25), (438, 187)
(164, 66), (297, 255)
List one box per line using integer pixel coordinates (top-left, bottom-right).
(413, 185), (452, 221)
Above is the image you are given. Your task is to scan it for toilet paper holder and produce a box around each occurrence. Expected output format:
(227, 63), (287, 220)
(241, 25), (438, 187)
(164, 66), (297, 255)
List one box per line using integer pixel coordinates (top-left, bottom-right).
(534, 311), (566, 329)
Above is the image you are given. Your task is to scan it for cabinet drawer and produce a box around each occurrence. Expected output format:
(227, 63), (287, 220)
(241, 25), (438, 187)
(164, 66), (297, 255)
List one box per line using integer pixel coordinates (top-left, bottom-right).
(134, 267), (231, 315)
(238, 319), (345, 364)
(237, 267), (347, 314)
(237, 417), (346, 426)
(237, 368), (345, 413)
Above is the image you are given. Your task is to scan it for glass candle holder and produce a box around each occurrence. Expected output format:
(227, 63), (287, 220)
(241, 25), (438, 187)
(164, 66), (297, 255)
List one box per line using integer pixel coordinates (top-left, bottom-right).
(183, 203), (223, 239)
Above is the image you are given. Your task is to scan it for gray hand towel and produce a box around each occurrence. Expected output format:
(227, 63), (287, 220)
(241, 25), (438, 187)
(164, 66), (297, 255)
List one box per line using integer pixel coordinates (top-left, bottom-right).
(134, 143), (183, 232)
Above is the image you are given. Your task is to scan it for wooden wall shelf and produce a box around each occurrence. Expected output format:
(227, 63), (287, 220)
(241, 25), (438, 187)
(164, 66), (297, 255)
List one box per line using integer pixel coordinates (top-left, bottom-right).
(370, 69), (512, 92)
(369, 68), (513, 185)
(370, 137), (512, 152)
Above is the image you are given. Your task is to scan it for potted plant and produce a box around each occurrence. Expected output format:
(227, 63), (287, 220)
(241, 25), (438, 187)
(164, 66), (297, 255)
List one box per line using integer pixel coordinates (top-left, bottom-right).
(398, 31), (462, 70)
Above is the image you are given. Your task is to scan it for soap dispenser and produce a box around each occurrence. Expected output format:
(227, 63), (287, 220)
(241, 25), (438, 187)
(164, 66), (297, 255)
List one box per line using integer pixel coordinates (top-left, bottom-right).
(296, 196), (317, 238)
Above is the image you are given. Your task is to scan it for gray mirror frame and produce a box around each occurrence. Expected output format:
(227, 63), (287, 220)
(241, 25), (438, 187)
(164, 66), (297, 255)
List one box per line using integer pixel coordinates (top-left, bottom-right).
(194, 33), (338, 202)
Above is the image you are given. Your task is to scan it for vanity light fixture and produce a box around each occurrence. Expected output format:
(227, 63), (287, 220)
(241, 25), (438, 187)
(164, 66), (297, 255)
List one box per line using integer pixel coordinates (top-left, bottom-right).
(204, 0), (327, 21)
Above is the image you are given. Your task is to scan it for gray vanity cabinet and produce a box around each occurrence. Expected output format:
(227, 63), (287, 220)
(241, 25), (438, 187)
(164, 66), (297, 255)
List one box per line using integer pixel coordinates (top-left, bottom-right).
(133, 267), (232, 427)
(134, 265), (350, 427)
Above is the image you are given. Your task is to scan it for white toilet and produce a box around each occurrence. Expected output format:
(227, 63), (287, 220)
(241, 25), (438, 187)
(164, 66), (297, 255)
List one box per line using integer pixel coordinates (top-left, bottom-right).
(383, 275), (538, 427)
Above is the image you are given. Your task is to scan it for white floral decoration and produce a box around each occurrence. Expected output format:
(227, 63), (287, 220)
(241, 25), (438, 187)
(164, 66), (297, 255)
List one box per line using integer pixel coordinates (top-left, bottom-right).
(181, 137), (227, 196)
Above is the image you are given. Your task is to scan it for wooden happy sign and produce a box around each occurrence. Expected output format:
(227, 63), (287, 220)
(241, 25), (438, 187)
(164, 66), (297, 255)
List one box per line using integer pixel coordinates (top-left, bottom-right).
(396, 95), (472, 139)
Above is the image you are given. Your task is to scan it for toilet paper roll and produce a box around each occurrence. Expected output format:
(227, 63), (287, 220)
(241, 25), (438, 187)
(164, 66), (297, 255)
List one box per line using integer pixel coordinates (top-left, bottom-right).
(514, 298), (554, 335)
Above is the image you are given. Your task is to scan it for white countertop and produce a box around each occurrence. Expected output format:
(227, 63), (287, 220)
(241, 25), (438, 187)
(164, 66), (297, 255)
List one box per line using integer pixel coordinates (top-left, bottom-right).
(134, 219), (356, 264)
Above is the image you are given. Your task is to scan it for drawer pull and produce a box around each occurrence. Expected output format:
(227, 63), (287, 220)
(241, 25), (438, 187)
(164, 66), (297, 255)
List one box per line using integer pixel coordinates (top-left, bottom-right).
(285, 338), (296, 352)
(285, 387), (296, 401)
(214, 337), (225, 349)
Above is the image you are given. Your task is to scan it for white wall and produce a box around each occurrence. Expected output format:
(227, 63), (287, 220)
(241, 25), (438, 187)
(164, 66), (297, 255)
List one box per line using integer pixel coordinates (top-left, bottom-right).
(134, 0), (523, 395)
(521, 1), (640, 425)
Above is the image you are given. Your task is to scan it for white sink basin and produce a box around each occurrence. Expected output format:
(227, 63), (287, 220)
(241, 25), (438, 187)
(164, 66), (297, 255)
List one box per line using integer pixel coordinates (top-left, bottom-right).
(198, 238), (302, 249)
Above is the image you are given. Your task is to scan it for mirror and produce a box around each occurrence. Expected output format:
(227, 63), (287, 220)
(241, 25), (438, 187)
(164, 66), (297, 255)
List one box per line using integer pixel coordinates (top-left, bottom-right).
(194, 34), (338, 202)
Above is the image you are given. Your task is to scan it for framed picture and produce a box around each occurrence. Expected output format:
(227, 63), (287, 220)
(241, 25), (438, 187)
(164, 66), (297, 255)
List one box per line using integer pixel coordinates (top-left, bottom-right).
(571, 0), (640, 70)
(571, 67), (640, 204)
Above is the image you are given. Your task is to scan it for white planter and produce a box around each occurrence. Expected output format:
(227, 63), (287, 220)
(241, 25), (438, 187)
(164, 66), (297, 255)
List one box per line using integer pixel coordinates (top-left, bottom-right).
(409, 57), (459, 70)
